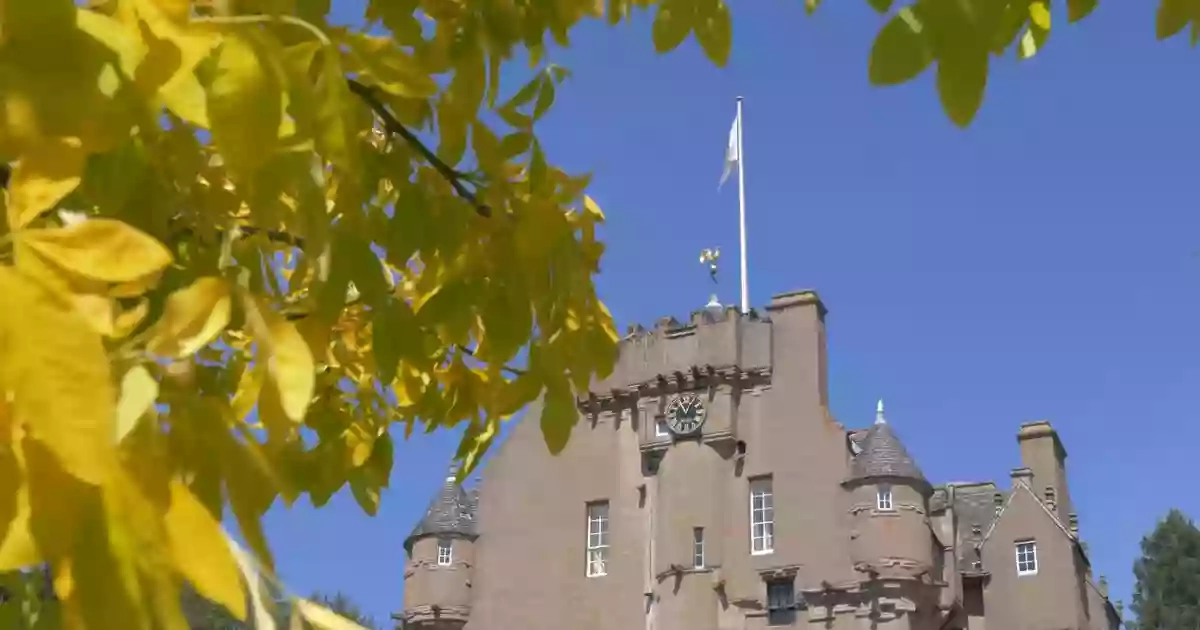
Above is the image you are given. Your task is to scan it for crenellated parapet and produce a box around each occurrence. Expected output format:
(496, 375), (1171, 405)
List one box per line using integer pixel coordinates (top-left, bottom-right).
(588, 304), (773, 396)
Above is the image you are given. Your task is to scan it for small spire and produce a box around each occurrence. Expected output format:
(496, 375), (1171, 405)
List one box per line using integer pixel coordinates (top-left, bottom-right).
(875, 399), (886, 425)
(706, 294), (722, 309)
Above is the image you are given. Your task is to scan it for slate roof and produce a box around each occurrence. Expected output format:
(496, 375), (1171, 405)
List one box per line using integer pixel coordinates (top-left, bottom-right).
(937, 482), (1009, 573)
(846, 421), (927, 485)
(404, 467), (479, 553)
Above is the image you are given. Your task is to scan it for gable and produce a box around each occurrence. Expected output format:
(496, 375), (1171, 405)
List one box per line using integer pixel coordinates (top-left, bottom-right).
(977, 480), (1079, 578)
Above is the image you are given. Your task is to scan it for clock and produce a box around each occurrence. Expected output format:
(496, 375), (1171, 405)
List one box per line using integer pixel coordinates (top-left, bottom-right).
(665, 393), (707, 435)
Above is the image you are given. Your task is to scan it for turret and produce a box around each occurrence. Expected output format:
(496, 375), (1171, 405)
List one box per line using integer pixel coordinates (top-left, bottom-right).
(844, 401), (935, 580)
(400, 465), (478, 630)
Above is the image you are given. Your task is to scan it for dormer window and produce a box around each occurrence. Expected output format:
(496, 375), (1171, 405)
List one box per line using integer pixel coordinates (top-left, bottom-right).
(876, 485), (894, 511)
(655, 416), (669, 437)
(437, 539), (453, 566)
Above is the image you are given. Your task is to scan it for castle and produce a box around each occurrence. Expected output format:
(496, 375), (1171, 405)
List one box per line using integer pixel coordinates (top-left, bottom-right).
(396, 290), (1122, 630)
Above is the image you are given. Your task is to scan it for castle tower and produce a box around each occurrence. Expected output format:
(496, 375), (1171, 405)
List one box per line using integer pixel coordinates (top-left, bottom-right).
(400, 465), (478, 630)
(844, 401), (935, 581)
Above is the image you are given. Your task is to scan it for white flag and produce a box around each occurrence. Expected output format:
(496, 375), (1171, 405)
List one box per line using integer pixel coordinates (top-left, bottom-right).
(719, 115), (740, 189)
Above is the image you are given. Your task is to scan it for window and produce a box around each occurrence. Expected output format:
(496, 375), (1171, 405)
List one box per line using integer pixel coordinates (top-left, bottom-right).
(877, 485), (894, 511)
(766, 578), (797, 626)
(586, 501), (610, 577)
(693, 528), (705, 569)
(655, 416), (669, 437)
(750, 477), (774, 555)
(1015, 540), (1038, 576)
(436, 539), (453, 566)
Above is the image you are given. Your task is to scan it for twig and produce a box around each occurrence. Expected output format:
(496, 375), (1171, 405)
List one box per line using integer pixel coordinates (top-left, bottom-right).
(457, 344), (526, 377)
(345, 79), (492, 218)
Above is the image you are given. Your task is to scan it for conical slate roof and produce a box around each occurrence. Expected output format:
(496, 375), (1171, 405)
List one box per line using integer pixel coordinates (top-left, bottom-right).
(847, 401), (927, 485)
(404, 465), (478, 553)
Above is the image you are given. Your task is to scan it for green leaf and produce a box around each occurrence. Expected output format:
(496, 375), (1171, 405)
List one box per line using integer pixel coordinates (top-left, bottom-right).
(372, 297), (418, 383)
(936, 46), (989, 128)
(1066, 0), (1098, 22)
(313, 48), (357, 172)
(540, 380), (577, 455)
(436, 96), (469, 167)
(694, 1), (733, 66)
(533, 74), (556, 121)
(991, 0), (1029, 54)
(337, 230), (389, 308)
(805, 0), (821, 15)
(868, 7), (934, 86)
(867, 0), (894, 13)
(1157, 0), (1190, 39)
(651, 0), (694, 53)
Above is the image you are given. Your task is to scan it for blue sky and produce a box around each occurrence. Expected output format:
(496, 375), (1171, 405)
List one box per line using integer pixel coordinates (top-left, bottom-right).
(257, 1), (1200, 623)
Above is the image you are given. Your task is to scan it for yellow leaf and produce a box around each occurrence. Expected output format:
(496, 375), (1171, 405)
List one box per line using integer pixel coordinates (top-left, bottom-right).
(131, 0), (222, 126)
(0, 267), (118, 485)
(112, 298), (150, 338)
(0, 420), (38, 571)
(343, 33), (438, 98)
(1028, 0), (1051, 29)
(228, 538), (278, 630)
(111, 272), (163, 298)
(71, 289), (117, 337)
(115, 365), (158, 443)
(6, 136), (86, 229)
(164, 479), (247, 622)
(346, 425), (375, 468)
(206, 29), (284, 176)
(147, 277), (233, 359)
(582, 195), (606, 221)
(19, 219), (173, 284)
(296, 598), (373, 630)
(241, 292), (315, 423)
(231, 362), (267, 422)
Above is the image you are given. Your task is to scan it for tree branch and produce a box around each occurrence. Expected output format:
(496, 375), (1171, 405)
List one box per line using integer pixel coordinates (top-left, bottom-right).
(345, 79), (492, 219)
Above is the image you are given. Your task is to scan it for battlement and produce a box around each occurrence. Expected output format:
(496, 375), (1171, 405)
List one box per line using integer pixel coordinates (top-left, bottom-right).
(590, 290), (827, 393)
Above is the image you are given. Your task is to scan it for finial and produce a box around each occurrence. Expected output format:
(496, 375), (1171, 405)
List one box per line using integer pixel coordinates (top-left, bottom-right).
(875, 399), (886, 425)
(700, 247), (721, 307)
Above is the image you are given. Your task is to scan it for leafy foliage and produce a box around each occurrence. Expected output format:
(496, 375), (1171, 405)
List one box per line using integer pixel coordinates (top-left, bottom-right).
(0, 0), (1191, 627)
(852, 0), (1198, 126)
(1130, 509), (1200, 630)
(305, 592), (377, 630)
(0, 0), (656, 626)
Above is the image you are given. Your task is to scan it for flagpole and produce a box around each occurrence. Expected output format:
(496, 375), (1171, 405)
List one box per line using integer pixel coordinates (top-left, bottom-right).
(735, 96), (749, 315)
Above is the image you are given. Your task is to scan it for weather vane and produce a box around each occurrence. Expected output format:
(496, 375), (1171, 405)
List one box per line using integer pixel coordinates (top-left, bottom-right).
(700, 247), (721, 308)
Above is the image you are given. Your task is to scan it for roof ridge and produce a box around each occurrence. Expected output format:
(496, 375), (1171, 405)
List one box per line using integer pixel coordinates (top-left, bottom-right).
(978, 480), (1075, 549)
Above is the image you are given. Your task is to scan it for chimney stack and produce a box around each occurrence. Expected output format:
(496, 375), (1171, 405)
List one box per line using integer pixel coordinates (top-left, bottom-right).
(765, 290), (830, 408)
(1017, 421), (1073, 519)
(1010, 467), (1033, 487)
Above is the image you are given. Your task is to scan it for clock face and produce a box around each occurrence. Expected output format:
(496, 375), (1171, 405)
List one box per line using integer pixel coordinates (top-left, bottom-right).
(665, 394), (707, 435)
